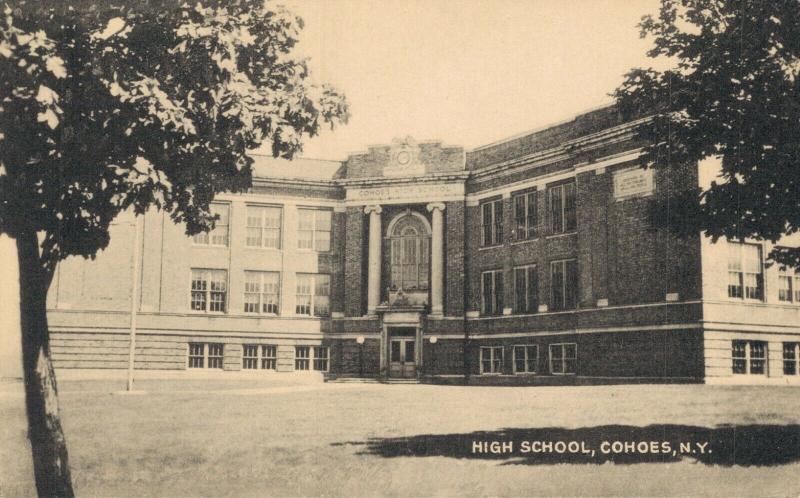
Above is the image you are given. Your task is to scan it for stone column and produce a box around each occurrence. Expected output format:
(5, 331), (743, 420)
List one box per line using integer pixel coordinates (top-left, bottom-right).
(365, 205), (382, 315)
(427, 202), (446, 315)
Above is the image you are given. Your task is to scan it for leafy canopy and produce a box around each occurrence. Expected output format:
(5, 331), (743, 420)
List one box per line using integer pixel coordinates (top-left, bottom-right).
(614, 0), (800, 267)
(0, 0), (349, 271)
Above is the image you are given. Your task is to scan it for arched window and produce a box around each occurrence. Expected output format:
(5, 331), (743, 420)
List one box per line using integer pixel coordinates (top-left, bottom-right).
(389, 215), (430, 290)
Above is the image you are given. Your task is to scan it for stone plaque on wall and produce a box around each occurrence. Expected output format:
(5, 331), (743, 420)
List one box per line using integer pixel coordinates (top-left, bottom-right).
(613, 166), (654, 200)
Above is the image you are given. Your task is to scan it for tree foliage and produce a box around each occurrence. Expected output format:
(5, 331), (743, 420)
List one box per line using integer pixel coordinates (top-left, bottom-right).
(614, 0), (800, 268)
(1, 0), (348, 270)
(1, 2), (348, 495)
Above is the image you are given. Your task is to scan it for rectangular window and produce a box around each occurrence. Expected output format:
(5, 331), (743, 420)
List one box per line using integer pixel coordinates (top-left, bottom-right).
(731, 340), (767, 375)
(313, 346), (329, 371)
(513, 191), (538, 240)
(778, 269), (800, 303)
(549, 181), (576, 234)
(298, 208), (332, 252)
(513, 265), (538, 314)
(243, 271), (280, 314)
(246, 205), (282, 249)
(295, 346), (310, 370)
(295, 273), (331, 317)
(188, 343), (224, 369)
(513, 345), (538, 374)
(783, 343), (799, 376)
(481, 270), (504, 316)
(549, 343), (577, 375)
(480, 346), (504, 374)
(193, 203), (230, 246)
(243, 344), (258, 369)
(242, 344), (277, 370)
(480, 199), (503, 247)
(188, 342), (205, 368)
(727, 243), (763, 300)
(550, 259), (577, 311)
(190, 269), (227, 312)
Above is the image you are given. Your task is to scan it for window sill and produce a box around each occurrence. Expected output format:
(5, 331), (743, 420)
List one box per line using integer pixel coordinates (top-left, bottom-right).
(478, 244), (504, 251)
(191, 244), (230, 249)
(549, 372), (577, 376)
(545, 231), (577, 239)
(244, 246), (282, 251)
(511, 237), (540, 246)
(189, 311), (227, 315)
(513, 371), (537, 375)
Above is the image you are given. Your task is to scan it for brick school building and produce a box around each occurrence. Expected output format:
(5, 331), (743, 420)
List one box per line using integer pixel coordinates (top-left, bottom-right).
(46, 105), (800, 385)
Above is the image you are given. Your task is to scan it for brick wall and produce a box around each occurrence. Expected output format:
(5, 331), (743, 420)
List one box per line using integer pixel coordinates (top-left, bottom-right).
(444, 201), (465, 316)
(344, 207), (366, 316)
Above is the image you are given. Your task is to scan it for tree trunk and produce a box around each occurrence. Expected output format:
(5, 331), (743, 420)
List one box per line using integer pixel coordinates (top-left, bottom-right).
(16, 230), (75, 498)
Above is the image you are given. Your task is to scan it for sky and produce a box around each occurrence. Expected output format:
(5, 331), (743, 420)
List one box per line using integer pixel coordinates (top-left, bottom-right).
(0, 0), (665, 372)
(273, 0), (662, 160)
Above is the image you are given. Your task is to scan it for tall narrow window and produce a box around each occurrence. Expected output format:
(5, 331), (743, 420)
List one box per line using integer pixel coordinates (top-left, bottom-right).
(480, 346), (503, 374)
(481, 270), (504, 315)
(778, 268), (800, 303)
(313, 346), (329, 371)
(295, 346), (310, 370)
(190, 269), (227, 312)
(389, 214), (430, 290)
(783, 343), (799, 376)
(513, 265), (538, 314)
(549, 181), (576, 234)
(298, 208), (332, 252)
(295, 273), (330, 317)
(550, 260), (577, 311)
(727, 243), (763, 301)
(732, 340), (767, 375)
(243, 271), (280, 314)
(246, 205), (282, 249)
(193, 203), (230, 246)
(513, 191), (538, 240)
(480, 199), (503, 246)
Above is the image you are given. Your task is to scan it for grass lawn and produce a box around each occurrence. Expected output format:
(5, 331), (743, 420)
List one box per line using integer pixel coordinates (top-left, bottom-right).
(2, 377), (800, 497)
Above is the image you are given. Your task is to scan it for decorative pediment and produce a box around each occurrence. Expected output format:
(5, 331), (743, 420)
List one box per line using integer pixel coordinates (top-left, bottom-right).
(383, 136), (425, 177)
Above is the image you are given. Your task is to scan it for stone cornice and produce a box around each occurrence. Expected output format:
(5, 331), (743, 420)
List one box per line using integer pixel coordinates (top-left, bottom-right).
(337, 171), (470, 188)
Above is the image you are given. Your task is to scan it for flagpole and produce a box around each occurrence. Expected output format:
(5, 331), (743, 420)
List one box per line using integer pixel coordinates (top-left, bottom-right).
(126, 214), (143, 391)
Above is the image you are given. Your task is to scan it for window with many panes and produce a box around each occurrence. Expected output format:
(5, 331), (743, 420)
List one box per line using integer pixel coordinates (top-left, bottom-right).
(513, 345), (538, 374)
(313, 346), (329, 371)
(513, 190), (538, 240)
(778, 268), (800, 303)
(550, 259), (577, 311)
(298, 208), (332, 252)
(513, 265), (538, 314)
(188, 343), (224, 369)
(193, 203), (229, 246)
(389, 214), (430, 290)
(295, 273), (330, 317)
(549, 343), (577, 375)
(548, 181), (576, 234)
(242, 344), (277, 370)
(480, 346), (503, 374)
(481, 269), (504, 316)
(294, 346), (328, 371)
(246, 205), (282, 249)
(783, 343), (799, 376)
(731, 340), (767, 375)
(295, 346), (310, 370)
(727, 243), (763, 300)
(480, 199), (503, 247)
(190, 269), (227, 312)
(243, 271), (280, 314)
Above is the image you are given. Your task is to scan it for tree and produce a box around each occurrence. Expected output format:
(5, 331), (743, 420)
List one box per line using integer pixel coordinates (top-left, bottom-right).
(0, 1), (348, 495)
(613, 0), (800, 268)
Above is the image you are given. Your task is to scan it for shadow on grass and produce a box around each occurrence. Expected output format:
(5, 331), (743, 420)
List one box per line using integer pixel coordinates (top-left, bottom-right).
(333, 425), (800, 466)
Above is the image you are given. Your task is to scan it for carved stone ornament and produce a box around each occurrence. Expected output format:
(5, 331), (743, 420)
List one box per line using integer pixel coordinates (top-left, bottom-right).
(383, 136), (425, 177)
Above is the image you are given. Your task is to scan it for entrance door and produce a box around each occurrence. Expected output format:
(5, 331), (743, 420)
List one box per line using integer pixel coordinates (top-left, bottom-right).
(389, 338), (416, 378)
